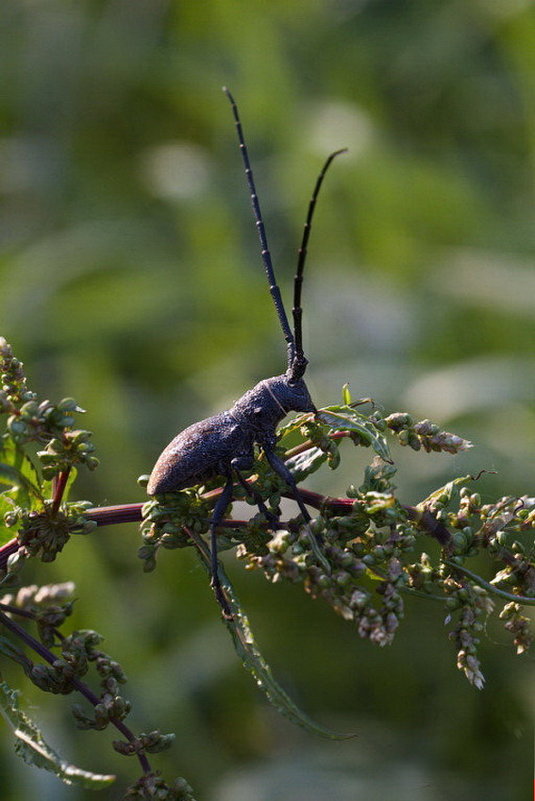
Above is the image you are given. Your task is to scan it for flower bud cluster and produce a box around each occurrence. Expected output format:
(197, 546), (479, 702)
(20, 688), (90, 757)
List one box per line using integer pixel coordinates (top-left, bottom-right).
(353, 460), (398, 495)
(499, 602), (533, 655)
(448, 492), (535, 597)
(445, 582), (494, 689)
(64, 630), (129, 729)
(236, 447), (533, 686)
(243, 455), (285, 510)
(72, 692), (131, 730)
(7, 396), (72, 439)
(23, 629), (104, 695)
(1, 342), (98, 482)
(139, 489), (211, 572)
(0, 337), (36, 408)
(113, 730), (175, 756)
(384, 412), (472, 454)
(238, 488), (416, 649)
(0, 585), (179, 783)
(4, 396), (98, 478)
(410, 478), (472, 552)
(0, 581), (75, 609)
(0, 581), (76, 646)
(406, 552), (441, 594)
(301, 419), (340, 468)
(234, 516), (273, 556)
(3, 501), (95, 572)
(124, 772), (195, 801)
(37, 424), (98, 478)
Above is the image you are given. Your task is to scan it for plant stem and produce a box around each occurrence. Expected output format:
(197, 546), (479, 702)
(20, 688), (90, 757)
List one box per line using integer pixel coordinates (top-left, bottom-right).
(0, 603), (37, 621)
(0, 485), (452, 571)
(284, 430), (348, 459)
(51, 468), (71, 515)
(0, 609), (153, 774)
(444, 560), (535, 606)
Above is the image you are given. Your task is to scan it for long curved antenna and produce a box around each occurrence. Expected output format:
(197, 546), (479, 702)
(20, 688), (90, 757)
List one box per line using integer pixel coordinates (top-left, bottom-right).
(223, 87), (295, 367)
(292, 149), (347, 376)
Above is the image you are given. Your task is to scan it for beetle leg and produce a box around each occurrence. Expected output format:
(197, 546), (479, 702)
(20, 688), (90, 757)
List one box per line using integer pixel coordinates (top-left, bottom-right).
(230, 454), (254, 472)
(263, 446), (330, 573)
(209, 473), (235, 619)
(233, 469), (280, 526)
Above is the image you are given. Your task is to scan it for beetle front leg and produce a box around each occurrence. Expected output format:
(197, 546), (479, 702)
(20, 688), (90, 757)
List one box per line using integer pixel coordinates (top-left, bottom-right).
(209, 473), (235, 619)
(233, 469), (281, 526)
(263, 446), (330, 573)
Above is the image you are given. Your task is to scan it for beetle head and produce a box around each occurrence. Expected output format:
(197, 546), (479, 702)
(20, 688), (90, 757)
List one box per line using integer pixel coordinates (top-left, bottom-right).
(275, 371), (316, 414)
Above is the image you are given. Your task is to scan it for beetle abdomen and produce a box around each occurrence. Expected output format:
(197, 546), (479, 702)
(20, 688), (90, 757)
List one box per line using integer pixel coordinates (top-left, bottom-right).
(147, 412), (252, 495)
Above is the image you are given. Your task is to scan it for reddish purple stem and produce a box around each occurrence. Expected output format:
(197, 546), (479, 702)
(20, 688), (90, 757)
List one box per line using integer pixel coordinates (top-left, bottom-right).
(51, 468), (71, 515)
(0, 482), (453, 573)
(0, 608), (152, 774)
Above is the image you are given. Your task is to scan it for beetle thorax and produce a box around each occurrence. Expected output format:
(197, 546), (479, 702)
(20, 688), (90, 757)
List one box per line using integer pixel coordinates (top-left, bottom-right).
(230, 373), (315, 433)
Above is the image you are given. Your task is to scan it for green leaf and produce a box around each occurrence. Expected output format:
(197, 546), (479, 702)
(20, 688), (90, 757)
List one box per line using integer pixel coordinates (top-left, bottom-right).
(276, 413), (313, 441)
(0, 438), (43, 508)
(285, 447), (328, 482)
(0, 462), (41, 497)
(317, 407), (392, 463)
(417, 474), (472, 511)
(189, 531), (353, 739)
(0, 681), (115, 789)
(341, 383), (352, 406)
(0, 493), (16, 546)
(209, 560), (354, 741)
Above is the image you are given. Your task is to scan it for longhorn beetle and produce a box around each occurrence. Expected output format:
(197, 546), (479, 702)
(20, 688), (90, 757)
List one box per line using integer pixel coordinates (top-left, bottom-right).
(147, 88), (346, 617)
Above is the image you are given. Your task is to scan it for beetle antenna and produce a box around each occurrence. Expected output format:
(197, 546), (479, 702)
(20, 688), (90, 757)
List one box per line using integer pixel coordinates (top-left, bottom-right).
(291, 148), (347, 380)
(223, 87), (296, 367)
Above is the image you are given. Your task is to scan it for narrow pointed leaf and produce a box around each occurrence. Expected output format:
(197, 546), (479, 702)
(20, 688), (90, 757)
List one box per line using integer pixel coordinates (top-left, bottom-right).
(192, 545), (355, 741)
(341, 384), (352, 405)
(0, 681), (115, 789)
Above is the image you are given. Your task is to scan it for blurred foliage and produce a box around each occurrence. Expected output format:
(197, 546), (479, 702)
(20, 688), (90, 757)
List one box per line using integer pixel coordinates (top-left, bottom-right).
(0, 0), (533, 799)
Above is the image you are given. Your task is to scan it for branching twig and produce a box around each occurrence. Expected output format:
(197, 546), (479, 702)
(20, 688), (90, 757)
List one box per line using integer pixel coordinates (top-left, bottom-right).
(445, 560), (535, 606)
(0, 608), (153, 774)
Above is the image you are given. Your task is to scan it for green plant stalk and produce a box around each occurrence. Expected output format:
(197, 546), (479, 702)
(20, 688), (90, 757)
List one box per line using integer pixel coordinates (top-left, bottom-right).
(445, 560), (535, 605)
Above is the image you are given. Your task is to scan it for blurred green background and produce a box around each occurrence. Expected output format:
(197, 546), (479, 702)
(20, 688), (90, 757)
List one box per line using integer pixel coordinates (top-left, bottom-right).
(0, 1), (533, 799)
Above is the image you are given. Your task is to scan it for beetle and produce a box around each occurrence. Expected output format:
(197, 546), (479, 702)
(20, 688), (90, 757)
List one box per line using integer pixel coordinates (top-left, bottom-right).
(147, 87), (345, 616)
